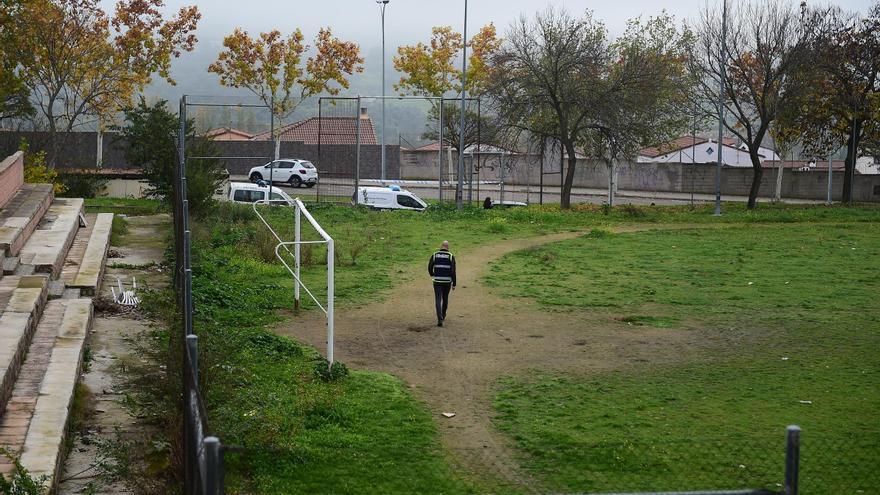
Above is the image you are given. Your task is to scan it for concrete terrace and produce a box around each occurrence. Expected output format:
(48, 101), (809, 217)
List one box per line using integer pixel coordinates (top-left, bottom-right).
(0, 153), (112, 490)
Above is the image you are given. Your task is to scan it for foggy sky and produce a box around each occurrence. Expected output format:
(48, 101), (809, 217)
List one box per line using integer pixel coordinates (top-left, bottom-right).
(108, 0), (876, 50)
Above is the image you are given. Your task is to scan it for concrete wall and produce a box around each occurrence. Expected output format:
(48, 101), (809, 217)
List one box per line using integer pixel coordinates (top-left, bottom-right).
(0, 151), (24, 208)
(0, 131), (401, 179)
(0, 131), (129, 169)
(401, 150), (880, 202)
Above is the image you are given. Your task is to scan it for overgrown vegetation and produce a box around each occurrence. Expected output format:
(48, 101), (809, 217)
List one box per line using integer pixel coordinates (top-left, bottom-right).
(58, 170), (108, 199)
(486, 223), (880, 493)
(123, 201), (880, 493)
(116, 98), (226, 215)
(84, 197), (164, 216)
(0, 448), (46, 495)
(19, 139), (64, 194)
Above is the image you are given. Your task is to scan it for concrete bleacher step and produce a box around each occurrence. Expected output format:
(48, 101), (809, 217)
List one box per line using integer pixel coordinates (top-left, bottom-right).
(17, 198), (84, 278)
(60, 213), (113, 296)
(0, 184), (54, 258)
(1, 256), (18, 276)
(0, 275), (48, 416)
(0, 298), (93, 487)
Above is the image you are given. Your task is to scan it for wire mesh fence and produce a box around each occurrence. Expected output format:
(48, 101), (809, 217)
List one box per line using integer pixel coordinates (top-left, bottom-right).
(211, 427), (877, 494)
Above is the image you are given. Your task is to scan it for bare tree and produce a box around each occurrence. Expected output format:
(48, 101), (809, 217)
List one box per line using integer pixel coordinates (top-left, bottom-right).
(689, 0), (808, 209)
(488, 8), (610, 209)
(583, 14), (692, 206)
(489, 8), (691, 208)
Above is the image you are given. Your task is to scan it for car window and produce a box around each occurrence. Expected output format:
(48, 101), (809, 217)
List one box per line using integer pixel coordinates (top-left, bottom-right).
(300, 161), (315, 169)
(276, 161), (293, 169)
(269, 192), (286, 200)
(396, 194), (422, 208)
(233, 190), (249, 202)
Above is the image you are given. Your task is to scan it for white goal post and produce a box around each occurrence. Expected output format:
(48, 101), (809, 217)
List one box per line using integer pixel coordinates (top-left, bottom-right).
(252, 199), (335, 365)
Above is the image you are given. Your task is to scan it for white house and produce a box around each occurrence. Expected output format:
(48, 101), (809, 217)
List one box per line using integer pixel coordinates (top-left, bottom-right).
(638, 136), (780, 167)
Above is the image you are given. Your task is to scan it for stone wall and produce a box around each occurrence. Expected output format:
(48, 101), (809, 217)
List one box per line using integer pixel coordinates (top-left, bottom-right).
(401, 149), (880, 202)
(0, 152), (24, 208)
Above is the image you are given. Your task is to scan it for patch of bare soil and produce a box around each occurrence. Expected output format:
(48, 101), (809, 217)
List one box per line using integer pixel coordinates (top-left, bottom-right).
(274, 225), (712, 490)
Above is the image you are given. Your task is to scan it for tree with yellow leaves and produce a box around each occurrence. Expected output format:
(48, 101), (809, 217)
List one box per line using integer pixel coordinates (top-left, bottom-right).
(208, 27), (363, 159)
(394, 24), (501, 153)
(8, 0), (201, 167)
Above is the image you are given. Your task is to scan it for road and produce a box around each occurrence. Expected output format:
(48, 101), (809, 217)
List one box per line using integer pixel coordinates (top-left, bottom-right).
(229, 175), (825, 206)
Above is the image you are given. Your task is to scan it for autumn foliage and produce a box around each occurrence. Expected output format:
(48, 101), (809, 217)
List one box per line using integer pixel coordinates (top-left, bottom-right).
(6, 0), (201, 164)
(208, 27), (364, 117)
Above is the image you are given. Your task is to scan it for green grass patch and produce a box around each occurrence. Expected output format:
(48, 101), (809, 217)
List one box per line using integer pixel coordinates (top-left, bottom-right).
(138, 201), (880, 493)
(110, 215), (129, 246)
(84, 197), (164, 216)
(487, 223), (880, 493)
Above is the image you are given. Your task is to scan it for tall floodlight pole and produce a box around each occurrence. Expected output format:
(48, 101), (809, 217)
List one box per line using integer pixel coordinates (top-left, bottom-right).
(456, 0), (468, 210)
(714, 0), (728, 216)
(378, 0), (389, 181)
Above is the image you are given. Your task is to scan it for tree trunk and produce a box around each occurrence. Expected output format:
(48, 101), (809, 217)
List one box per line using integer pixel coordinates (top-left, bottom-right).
(842, 119), (861, 204)
(773, 159), (783, 202)
(748, 156), (763, 210)
(561, 140), (578, 209)
(606, 158), (617, 206)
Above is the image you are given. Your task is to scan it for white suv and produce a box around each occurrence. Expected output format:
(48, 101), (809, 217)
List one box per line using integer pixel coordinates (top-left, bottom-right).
(248, 159), (318, 188)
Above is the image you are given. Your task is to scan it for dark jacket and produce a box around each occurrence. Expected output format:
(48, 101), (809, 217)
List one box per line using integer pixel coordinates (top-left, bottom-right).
(428, 249), (456, 286)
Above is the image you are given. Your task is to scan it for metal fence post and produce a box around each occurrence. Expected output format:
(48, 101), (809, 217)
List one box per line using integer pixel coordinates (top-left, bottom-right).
(784, 425), (801, 495)
(294, 205), (301, 310)
(326, 238), (334, 367)
(204, 436), (222, 495)
(355, 95), (361, 192)
(186, 334), (198, 384)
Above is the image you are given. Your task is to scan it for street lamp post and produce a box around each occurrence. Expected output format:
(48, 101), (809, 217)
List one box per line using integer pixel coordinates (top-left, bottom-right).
(377, 0), (389, 181)
(456, 0), (468, 210)
(714, 0), (728, 216)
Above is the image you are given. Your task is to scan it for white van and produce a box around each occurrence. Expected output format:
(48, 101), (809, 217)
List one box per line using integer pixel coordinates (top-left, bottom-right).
(352, 185), (427, 211)
(228, 182), (296, 206)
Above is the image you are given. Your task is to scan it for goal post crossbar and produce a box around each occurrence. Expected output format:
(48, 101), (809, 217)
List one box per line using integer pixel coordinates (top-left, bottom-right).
(252, 199), (335, 365)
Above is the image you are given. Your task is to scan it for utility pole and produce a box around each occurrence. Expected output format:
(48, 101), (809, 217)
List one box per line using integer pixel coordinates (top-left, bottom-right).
(714, 0), (728, 216)
(377, 0), (390, 181)
(456, 0), (468, 210)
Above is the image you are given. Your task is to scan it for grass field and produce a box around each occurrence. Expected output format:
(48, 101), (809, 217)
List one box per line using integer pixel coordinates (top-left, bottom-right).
(131, 198), (880, 494)
(485, 223), (880, 493)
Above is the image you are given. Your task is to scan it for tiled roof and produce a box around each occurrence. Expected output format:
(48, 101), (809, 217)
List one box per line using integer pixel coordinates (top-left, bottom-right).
(205, 127), (254, 140)
(639, 136), (740, 158)
(251, 117), (377, 145)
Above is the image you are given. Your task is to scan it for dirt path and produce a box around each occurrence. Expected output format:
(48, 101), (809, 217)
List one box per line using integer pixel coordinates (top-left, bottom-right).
(275, 227), (707, 491)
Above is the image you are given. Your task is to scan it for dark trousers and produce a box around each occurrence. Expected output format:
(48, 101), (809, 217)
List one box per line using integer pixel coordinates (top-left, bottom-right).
(433, 282), (452, 321)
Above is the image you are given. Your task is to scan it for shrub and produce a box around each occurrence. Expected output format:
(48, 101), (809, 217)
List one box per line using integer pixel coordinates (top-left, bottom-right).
(621, 204), (646, 218)
(116, 97), (226, 216)
(58, 170), (108, 198)
(486, 217), (509, 233)
(19, 139), (65, 194)
(313, 358), (348, 382)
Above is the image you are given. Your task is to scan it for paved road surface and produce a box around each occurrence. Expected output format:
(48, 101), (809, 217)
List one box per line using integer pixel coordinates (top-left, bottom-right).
(229, 175), (825, 206)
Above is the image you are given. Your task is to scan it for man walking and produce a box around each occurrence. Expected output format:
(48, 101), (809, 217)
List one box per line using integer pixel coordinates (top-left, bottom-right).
(428, 240), (456, 327)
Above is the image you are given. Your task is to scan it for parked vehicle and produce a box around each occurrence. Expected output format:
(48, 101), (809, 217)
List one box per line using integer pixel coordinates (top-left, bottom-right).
(228, 181), (296, 206)
(352, 185), (427, 211)
(248, 159), (318, 188)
